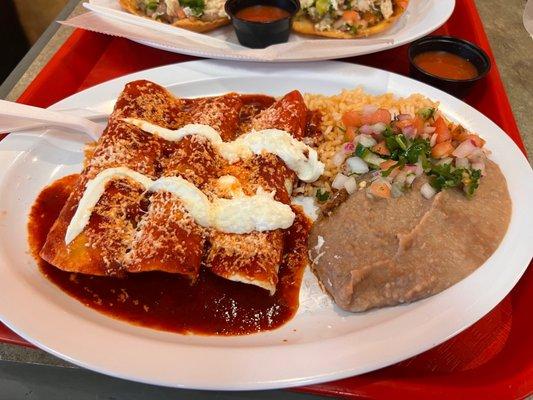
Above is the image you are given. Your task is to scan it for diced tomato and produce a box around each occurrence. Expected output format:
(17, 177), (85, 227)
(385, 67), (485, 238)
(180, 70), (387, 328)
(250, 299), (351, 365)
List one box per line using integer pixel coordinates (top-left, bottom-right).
(465, 134), (485, 147)
(395, 119), (412, 129)
(345, 126), (356, 141)
(451, 125), (466, 140)
(370, 180), (391, 198)
(412, 116), (425, 135)
(342, 10), (360, 23)
(434, 116), (451, 143)
(379, 159), (397, 170)
(454, 131), (470, 142)
(397, 0), (409, 9)
(177, 7), (187, 18)
(369, 108), (392, 125)
(372, 141), (391, 156)
(451, 126), (485, 146)
(431, 140), (454, 158)
(342, 110), (362, 127)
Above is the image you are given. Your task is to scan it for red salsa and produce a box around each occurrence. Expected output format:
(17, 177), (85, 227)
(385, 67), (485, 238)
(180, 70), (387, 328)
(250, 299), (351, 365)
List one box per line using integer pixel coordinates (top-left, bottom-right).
(235, 5), (290, 23)
(414, 51), (479, 80)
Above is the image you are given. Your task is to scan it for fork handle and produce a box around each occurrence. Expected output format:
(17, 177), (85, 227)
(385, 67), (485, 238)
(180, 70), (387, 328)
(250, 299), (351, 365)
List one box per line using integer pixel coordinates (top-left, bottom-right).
(0, 100), (102, 140)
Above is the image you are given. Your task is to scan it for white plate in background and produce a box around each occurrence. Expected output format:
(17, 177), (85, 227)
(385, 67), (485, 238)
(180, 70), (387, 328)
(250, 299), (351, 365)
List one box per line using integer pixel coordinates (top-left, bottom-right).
(79, 0), (455, 61)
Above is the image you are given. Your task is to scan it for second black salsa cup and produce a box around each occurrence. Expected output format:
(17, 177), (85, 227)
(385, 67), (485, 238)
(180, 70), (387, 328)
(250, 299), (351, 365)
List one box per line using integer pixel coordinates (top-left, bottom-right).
(408, 36), (491, 98)
(225, 0), (300, 48)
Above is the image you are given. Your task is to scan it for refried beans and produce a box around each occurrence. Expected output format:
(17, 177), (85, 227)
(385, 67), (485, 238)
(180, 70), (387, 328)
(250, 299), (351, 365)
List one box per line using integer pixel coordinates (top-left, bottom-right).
(309, 159), (511, 312)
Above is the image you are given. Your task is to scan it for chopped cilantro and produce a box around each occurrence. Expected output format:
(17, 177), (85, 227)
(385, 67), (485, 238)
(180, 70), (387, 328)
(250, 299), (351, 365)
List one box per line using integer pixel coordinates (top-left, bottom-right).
(316, 188), (330, 203)
(145, 0), (159, 11)
(463, 168), (482, 198)
(384, 133), (400, 153)
(180, 0), (205, 15)
(382, 125), (395, 137)
(354, 143), (369, 158)
(349, 25), (359, 35)
(429, 163), (463, 191)
(428, 164), (482, 198)
(384, 133), (430, 166)
(395, 134), (408, 151)
(417, 107), (436, 120)
(404, 138), (430, 164)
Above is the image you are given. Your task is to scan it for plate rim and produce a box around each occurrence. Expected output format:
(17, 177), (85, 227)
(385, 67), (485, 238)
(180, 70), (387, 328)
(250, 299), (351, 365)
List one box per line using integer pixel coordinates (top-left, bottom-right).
(0, 60), (531, 390)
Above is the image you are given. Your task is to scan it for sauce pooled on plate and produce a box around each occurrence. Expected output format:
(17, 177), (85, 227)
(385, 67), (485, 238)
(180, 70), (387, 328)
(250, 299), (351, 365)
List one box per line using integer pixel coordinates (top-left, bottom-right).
(235, 5), (290, 22)
(414, 51), (479, 80)
(28, 174), (311, 335)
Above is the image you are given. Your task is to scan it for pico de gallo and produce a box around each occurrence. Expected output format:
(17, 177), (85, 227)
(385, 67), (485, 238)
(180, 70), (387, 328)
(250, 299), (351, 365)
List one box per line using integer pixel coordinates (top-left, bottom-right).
(321, 105), (489, 201)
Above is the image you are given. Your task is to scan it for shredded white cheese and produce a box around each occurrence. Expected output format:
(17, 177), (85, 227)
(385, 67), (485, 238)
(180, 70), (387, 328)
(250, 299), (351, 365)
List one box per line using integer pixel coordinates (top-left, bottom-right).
(65, 167), (295, 244)
(203, 0), (227, 19)
(354, 0), (373, 12)
(123, 119), (324, 182)
(380, 0), (393, 19)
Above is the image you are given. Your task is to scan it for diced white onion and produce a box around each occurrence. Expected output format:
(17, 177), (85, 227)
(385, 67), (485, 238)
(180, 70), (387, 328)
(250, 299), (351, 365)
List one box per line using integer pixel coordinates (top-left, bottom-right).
(414, 162), (424, 176)
(437, 157), (453, 166)
(405, 174), (416, 186)
(421, 183), (437, 199)
(372, 122), (387, 134)
(346, 156), (369, 174)
(332, 173), (349, 190)
(471, 160), (486, 175)
(358, 134), (377, 147)
(344, 176), (357, 194)
(332, 149), (347, 167)
(455, 157), (470, 169)
(397, 113), (411, 121)
(402, 125), (417, 139)
(452, 139), (477, 158)
(394, 169), (408, 185)
(404, 165), (417, 174)
(424, 125), (436, 135)
(468, 148), (485, 162)
(430, 133), (438, 147)
(359, 125), (374, 136)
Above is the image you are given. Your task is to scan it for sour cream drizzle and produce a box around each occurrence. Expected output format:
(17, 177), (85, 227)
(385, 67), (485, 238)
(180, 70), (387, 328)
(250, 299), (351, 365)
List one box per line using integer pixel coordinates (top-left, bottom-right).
(122, 119), (324, 182)
(65, 167), (295, 244)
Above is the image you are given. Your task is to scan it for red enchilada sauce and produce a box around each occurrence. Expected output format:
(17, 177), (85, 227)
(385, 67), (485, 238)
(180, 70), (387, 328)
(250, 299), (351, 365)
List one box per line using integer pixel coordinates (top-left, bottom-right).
(28, 174), (311, 335)
(413, 51), (479, 80)
(235, 5), (290, 22)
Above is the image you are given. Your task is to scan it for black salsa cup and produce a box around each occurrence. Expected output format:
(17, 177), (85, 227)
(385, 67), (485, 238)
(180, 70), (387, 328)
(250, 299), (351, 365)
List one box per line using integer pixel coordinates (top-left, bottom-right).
(225, 0), (300, 49)
(408, 35), (491, 98)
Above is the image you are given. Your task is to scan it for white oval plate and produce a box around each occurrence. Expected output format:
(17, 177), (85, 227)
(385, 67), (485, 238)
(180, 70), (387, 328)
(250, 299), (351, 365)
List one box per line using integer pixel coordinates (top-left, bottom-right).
(80, 0), (455, 62)
(0, 60), (531, 390)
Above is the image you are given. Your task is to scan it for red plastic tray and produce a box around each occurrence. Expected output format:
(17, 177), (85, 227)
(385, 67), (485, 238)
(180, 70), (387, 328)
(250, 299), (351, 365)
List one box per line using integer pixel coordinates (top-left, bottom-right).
(6, 0), (532, 398)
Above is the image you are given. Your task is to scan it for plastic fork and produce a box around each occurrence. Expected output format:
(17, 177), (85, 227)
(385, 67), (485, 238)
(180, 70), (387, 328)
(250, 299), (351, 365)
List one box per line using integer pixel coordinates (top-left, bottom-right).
(0, 100), (104, 140)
